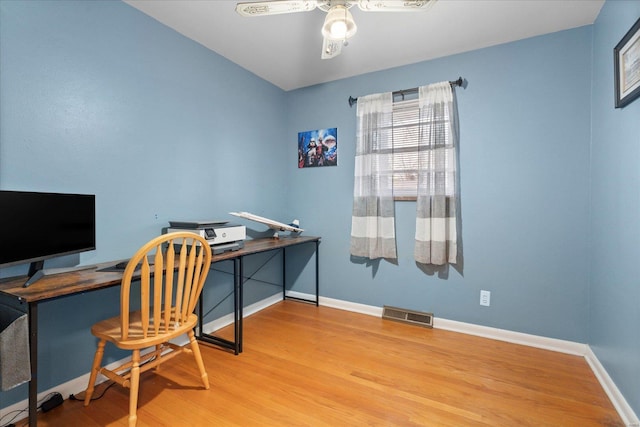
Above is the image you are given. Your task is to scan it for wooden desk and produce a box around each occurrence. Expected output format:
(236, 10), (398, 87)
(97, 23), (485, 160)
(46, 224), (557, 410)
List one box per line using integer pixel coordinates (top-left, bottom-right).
(0, 235), (320, 426)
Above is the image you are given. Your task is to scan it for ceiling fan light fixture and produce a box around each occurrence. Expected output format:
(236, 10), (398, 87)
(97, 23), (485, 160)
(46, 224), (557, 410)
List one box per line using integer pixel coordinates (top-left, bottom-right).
(321, 5), (357, 40)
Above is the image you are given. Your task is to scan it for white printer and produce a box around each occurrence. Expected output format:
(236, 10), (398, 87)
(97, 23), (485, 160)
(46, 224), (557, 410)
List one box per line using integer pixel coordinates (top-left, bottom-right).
(167, 220), (245, 254)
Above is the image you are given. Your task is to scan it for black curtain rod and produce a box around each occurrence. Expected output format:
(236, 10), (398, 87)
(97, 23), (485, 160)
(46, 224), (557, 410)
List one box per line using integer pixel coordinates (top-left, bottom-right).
(348, 77), (464, 107)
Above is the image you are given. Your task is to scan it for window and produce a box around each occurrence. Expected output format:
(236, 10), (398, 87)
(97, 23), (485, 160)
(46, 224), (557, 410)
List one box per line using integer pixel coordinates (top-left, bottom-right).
(351, 82), (459, 264)
(391, 96), (454, 200)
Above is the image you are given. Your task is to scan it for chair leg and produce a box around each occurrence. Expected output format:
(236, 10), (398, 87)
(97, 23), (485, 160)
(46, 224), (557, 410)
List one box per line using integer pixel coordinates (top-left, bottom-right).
(154, 344), (162, 371)
(84, 339), (106, 406)
(128, 349), (141, 427)
(187, 330), (209, 389)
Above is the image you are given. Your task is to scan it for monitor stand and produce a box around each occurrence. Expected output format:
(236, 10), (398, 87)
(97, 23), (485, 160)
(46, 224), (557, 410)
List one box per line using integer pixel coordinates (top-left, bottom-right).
(24, 260), (97, 287)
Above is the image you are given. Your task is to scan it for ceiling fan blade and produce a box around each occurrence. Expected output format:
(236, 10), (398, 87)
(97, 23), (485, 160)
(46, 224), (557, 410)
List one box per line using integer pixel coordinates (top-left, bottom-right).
(321, 37), (343, 59)
(357, 0), (437, 12)
(236, 1), (318, 17)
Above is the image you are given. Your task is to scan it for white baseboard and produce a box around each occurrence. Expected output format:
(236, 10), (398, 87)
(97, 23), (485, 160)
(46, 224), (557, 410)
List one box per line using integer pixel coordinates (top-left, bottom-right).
(315, 294), (383, 317)
(3, 293), (638, 427)
(316, 294), (639, 427)
(584, 346), (640, 426)
(200, 292), (283, 335)
(317, 295), (588, 354)
(433, 317), (588, 356)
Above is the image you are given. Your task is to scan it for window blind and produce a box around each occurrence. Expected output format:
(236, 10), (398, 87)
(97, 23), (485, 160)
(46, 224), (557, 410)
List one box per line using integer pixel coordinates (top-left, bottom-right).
(392, 97), (454, 200)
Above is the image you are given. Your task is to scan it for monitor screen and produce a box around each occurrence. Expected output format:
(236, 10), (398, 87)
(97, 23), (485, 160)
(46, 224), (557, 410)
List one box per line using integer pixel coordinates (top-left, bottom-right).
(0, 190), (96, 268)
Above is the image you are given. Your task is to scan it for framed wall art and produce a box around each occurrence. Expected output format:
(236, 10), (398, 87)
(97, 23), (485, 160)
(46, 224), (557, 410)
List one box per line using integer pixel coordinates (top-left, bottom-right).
(298, 128), (337, 168)
(614, 17), (640, 108)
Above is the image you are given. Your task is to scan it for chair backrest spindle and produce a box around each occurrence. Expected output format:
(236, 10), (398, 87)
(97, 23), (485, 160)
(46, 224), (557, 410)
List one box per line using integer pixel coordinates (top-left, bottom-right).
(119, 232), (212, 341)
(163, 241), (176, 332)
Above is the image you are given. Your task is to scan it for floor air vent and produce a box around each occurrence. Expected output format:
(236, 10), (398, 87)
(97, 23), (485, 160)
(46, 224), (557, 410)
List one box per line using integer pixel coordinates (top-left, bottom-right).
(382, 306), (433, 328)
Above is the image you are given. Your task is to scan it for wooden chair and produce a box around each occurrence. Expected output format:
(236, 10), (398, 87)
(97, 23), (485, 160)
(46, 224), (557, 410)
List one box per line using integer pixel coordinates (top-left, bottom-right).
(84, 232), (212, 427)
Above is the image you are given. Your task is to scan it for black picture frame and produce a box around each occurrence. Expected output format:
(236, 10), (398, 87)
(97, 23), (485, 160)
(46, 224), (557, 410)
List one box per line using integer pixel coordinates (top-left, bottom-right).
(298, 128), (338, 168)
(614, 17), (640, 108)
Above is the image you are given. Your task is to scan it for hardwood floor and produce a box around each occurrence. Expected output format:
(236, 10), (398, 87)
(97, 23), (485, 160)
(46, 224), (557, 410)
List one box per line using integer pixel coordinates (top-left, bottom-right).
(31, 301), (623, 426)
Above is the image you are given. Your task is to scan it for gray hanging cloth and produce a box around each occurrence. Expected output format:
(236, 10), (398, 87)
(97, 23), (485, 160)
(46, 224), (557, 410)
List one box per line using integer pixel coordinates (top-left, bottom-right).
(0, 304), (30, 390)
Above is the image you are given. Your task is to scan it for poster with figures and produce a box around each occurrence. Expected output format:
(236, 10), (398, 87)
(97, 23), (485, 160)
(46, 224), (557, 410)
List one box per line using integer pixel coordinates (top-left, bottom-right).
(298, 128), (337, 168)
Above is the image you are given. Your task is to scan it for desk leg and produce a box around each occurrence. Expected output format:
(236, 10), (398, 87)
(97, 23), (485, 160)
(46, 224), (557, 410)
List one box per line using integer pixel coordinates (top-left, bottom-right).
(28, 303), (37, 427)
(237, 257), (243, 354)
(282, 242), (320, 306)
(196, 259), (241, 355)
(282, 247), (287, 301)
(315, 240), (319, 306)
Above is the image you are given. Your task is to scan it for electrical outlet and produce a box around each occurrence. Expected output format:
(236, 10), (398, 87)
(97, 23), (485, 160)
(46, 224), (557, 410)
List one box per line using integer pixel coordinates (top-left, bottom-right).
(480, 290), (491, 307)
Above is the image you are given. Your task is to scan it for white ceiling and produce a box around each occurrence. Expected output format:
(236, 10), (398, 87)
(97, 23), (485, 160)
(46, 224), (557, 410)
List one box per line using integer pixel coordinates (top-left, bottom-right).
(123, 0), (604, 91)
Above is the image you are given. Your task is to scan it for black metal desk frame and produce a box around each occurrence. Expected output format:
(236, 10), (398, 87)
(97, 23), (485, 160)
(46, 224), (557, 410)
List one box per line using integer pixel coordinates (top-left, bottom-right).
(196, 237), (320, 354)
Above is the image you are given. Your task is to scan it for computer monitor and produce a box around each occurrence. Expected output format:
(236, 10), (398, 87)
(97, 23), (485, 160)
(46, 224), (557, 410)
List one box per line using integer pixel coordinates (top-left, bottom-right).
(0, 190), (96, 286)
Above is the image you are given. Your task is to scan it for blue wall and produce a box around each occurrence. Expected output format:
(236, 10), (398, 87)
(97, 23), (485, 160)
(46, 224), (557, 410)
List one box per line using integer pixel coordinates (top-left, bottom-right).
(286, 27), (593, 343)
(0, 0), (287, 407)
(590, 0), (640, 416)
(1, 0), (638, 419)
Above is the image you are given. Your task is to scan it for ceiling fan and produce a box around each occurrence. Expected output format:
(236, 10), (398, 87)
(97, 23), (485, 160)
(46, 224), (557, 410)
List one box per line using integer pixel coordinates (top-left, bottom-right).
(235, 0), (437, 59)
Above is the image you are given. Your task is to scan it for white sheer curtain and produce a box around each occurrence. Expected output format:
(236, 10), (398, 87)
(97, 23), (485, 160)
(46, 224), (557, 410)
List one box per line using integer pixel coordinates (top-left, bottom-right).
(350, 92), (397, 259)
(415, 82), (459, 265)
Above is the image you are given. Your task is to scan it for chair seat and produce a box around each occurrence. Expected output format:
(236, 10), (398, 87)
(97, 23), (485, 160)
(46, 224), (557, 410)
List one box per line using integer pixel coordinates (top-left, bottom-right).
(91, 310), (198, 350)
